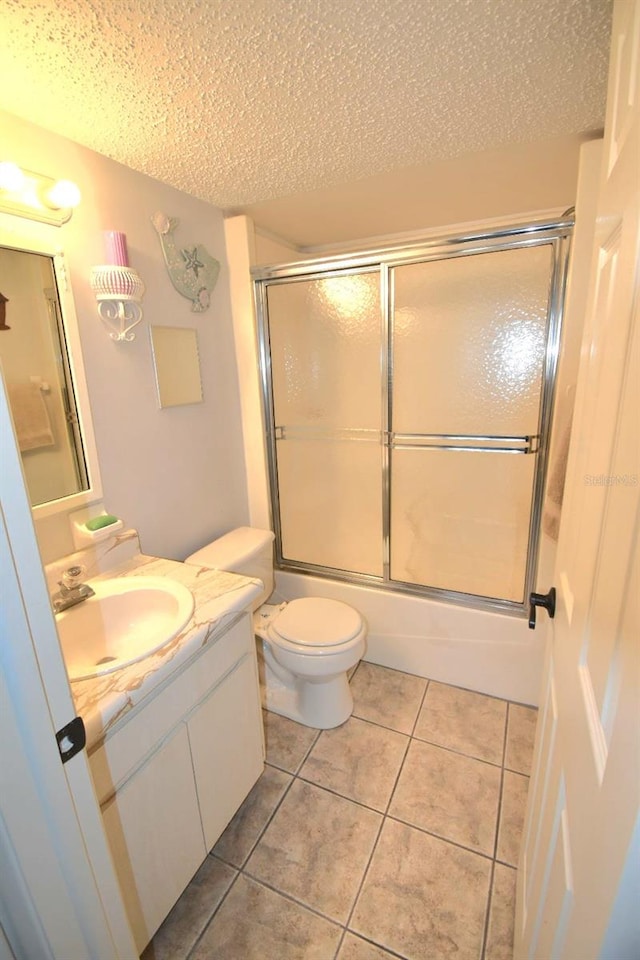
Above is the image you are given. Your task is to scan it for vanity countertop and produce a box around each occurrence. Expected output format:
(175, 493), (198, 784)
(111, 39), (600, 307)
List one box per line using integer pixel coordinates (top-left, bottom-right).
(68, 552), (261, 750)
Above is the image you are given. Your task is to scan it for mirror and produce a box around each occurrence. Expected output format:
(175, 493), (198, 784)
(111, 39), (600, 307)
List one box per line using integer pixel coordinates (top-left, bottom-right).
(0, 229), (101, 516)
(150, 325), (203, 408)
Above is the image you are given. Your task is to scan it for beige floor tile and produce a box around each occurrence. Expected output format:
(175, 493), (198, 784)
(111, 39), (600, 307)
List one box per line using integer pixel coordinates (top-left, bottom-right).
(414, 681), (507, 764)
(348, 661), (361, 680)
(351, 662), (427, 734)
(191, 874), (342, 960)
(505, 704), (538, 775)
(389, 739), (501, 855)
(142, 856), (236, 960)
(351, 818), (491, 960)
(212, 764), (292, 867)
(338, 932), (399, 960)
(246, 778), (382, 924)
(262, 708), (320, 773)
(497, 770), (529, 866)
(485, 863), (517, 960)
(300, 716), (408, 811)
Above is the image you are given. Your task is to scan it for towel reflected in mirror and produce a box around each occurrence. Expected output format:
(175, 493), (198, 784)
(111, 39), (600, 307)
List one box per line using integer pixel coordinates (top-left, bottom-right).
(8, 381), (55, 452)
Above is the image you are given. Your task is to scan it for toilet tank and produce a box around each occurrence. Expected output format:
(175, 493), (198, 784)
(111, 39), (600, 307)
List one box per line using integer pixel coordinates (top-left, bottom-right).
(185, 527), (275, 608)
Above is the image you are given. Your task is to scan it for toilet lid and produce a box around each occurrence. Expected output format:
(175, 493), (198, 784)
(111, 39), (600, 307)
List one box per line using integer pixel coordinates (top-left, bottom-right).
(273, 598), (362, 647)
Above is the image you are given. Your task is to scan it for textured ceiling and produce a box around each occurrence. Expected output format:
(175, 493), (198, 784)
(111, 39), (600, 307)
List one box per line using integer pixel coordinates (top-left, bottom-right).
(1, 0), (611, 211)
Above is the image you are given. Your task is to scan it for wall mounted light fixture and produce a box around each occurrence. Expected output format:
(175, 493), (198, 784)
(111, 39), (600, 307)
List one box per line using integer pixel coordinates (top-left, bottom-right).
(0, 161), (81, 226)
(90, 232), (145, 342)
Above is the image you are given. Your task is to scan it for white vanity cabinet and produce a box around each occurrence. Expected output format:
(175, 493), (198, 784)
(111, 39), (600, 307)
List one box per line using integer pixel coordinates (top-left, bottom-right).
(88, 612), (264, 955)
(188, 654), (264, 850)
(101, 724), (206, 950)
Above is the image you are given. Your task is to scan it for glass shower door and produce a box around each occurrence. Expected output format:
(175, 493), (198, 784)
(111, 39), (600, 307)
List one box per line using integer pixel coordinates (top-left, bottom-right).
(265, 271), (384, 577)
(390, 244), (554, 602)
(257, 220), (570, 612)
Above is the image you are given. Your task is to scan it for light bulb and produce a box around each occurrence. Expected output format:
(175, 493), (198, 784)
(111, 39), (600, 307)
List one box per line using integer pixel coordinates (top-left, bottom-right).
(46, 179), (81, 210)
(0, 161), (26, 192)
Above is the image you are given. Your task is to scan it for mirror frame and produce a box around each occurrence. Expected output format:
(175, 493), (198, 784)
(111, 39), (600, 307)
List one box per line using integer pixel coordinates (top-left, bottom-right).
(0, 218), (103, 519)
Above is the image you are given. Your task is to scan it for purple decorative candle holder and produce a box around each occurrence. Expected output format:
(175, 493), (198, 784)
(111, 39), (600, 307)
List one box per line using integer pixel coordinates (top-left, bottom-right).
(104, 231), (129, 267)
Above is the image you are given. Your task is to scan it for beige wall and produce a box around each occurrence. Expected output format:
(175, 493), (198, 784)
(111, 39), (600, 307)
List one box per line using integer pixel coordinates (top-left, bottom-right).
(239, 133), (587, 248)
(1, 111), (249, 562)
(252, 228), (307, 267)
(537, 139), (603, 590)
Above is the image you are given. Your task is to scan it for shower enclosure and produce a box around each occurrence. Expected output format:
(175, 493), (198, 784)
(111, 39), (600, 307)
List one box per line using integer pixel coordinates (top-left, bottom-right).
(254, 218), (572, 614)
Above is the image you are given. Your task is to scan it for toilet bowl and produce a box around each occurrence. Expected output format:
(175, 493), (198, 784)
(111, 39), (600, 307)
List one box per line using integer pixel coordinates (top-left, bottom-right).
(185, 527), (366, 729)
(254, 598), (366, 728)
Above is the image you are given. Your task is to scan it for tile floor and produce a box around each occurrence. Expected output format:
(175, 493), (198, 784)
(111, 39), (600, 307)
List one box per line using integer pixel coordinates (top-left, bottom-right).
(143, 661), (537, 960)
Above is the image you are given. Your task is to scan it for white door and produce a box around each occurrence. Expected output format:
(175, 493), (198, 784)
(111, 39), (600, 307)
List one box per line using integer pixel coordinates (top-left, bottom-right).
(515, 1), (640, 958)
(0, 372), (137, 958)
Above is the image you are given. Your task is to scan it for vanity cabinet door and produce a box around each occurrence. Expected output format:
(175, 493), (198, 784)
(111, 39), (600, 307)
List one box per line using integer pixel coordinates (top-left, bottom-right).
(188, 652), (264, 851)
(101, 724), (206, 955)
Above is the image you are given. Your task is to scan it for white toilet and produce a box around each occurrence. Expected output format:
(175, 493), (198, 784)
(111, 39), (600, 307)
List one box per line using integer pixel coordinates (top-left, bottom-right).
(185, 527), (366, 729)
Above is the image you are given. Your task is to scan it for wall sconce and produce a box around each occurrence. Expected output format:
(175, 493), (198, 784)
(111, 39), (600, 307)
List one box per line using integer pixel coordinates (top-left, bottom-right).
(90, 232), (145, 342)
(0, 161), (81, 226)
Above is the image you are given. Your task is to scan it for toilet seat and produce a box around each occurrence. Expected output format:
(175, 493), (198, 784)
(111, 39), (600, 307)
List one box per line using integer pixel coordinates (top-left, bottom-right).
(270, 598), (363, 649)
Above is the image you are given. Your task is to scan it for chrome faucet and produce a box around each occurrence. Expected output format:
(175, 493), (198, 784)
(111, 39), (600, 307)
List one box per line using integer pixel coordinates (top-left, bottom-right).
(52, 565), (95, 613)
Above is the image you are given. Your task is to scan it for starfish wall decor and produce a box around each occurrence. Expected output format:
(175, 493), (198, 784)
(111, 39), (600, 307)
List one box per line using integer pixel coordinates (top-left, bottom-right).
(151, 212), (220, 312)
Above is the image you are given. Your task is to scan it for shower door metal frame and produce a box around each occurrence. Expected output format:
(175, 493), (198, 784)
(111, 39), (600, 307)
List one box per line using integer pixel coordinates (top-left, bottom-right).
(253, 216), (574, 616)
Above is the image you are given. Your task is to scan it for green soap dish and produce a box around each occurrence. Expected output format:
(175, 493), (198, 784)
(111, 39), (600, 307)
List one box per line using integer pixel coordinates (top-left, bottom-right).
(85, 514), (119, 531)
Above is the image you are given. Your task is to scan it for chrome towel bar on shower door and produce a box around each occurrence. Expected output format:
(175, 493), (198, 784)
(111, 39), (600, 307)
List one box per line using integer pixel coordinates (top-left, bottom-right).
(274, 425), (380, 442)
(389, 433), (541, 454)
(274, 425), (540, 455)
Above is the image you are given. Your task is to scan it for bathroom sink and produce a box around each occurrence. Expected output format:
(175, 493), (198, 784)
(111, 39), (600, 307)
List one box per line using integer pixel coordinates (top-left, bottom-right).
(56, 576), (195, 681)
